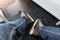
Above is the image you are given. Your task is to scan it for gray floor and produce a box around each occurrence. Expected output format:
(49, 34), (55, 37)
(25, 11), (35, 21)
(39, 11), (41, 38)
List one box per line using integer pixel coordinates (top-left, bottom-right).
(23, 2), (58, 26)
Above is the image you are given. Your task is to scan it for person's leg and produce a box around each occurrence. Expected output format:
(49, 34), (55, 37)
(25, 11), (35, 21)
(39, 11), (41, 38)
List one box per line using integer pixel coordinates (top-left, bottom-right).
(0, 17), (29, 40)
(30, 19), (60, 40)
(38, 26), (60, 40)
(0, 11), (34, 40)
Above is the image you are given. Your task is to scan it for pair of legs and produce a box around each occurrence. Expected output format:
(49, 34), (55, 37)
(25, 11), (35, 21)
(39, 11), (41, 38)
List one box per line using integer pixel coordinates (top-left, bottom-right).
(0, 11), (60, 40)
(10, 15), (60, 40)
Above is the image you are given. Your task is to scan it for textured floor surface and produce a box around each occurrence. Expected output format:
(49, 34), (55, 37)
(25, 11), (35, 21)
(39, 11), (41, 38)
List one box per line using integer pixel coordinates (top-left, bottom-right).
(23, 2), (58, 26)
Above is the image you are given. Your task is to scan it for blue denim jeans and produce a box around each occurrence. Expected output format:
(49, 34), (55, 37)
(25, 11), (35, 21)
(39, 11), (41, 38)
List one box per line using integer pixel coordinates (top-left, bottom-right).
(38, 26), (60, 40)
(0, 17), (29, 40)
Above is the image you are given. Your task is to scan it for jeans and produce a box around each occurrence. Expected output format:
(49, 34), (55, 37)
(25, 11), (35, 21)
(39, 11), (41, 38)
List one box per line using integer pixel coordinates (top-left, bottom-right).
(0, 17), (29, 40)
(38, 26), (60, 40)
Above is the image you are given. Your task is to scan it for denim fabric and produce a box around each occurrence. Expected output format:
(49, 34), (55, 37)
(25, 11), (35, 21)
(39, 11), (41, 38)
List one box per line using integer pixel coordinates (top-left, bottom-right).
(38, 26), (60, 40)
(0, 17), (29, 40)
